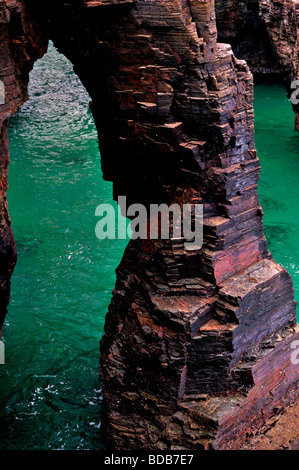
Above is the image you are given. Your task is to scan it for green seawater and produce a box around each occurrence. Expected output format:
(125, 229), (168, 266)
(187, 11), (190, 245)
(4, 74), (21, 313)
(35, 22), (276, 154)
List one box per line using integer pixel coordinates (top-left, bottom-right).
(0, 41), (298, 450)
(254, 82), (299, 314)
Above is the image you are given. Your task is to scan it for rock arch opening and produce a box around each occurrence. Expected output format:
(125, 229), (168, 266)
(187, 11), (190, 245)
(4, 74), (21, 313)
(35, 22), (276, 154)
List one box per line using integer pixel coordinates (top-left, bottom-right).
(1, 40), (128, 450)
(214, 0), (299, 310)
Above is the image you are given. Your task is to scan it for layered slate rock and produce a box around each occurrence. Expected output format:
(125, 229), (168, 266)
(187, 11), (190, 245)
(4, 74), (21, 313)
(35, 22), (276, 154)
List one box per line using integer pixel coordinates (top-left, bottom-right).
(0, 0), (298, 449)
(215, 0), (299, 126)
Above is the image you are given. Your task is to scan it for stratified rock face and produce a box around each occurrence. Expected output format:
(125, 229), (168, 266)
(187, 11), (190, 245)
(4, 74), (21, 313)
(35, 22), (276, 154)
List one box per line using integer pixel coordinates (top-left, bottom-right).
(0, 0), (298, 449)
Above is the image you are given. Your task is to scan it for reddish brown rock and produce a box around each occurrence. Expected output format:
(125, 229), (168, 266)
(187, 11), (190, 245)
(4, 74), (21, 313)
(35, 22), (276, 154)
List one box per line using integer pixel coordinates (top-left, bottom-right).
(0, 0), (297, 449)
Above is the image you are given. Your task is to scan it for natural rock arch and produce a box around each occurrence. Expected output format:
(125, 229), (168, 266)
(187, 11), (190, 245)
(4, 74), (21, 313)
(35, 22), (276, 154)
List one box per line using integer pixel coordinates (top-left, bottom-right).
(215, 0), (299, 127)
(0, 0), (298, 450)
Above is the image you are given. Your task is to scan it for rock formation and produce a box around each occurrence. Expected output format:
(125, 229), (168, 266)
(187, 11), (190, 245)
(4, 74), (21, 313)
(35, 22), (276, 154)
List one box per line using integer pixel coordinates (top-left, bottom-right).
(0, 0), (298, 449)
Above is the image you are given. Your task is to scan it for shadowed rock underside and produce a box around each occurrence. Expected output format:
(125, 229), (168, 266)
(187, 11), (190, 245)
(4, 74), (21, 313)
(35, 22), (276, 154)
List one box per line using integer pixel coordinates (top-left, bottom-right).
(0, 0), (298, 450)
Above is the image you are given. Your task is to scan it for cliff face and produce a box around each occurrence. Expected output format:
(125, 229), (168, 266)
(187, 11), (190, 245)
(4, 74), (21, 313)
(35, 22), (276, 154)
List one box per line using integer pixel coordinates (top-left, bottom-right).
(215, 0), (299, 124)
(0, 0), (298, 449)
(215, 0), (280, 75)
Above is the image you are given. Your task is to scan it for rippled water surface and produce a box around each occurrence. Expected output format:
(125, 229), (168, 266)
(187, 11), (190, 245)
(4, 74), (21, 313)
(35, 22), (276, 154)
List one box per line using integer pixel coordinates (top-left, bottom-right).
(0, 44), (298, 450)
(0, 42), (128, 450)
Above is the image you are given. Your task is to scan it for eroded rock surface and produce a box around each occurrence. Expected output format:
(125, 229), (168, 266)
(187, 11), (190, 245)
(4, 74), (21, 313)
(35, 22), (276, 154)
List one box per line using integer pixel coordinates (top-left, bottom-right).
(0, 0), (298, 449)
